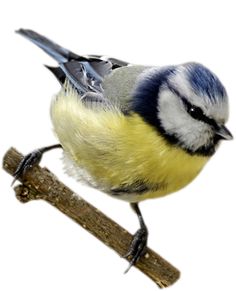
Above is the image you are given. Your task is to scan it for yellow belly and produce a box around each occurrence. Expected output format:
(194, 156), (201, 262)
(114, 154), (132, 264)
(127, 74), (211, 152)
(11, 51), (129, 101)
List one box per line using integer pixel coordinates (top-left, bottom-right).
(51, 88), (209, 202)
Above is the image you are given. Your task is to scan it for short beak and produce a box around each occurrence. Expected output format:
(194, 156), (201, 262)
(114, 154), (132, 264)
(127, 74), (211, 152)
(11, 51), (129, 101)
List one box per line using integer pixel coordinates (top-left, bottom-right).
(215, 124), (233, 140)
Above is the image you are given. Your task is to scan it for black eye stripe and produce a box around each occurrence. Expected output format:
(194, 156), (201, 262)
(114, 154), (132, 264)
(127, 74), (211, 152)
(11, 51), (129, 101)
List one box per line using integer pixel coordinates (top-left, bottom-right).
(166, 83), (218, 128)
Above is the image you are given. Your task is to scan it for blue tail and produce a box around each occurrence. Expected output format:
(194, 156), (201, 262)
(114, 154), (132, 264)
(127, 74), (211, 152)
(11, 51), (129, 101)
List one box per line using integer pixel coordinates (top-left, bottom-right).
(16, 29), (82, 63)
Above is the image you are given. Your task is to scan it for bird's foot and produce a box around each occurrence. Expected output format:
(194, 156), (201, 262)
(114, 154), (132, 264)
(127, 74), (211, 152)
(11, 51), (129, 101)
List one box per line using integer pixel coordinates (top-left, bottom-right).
(123, 225), (148, 273)
(12, 149), (44, 186)
(11, 144), (62, 186)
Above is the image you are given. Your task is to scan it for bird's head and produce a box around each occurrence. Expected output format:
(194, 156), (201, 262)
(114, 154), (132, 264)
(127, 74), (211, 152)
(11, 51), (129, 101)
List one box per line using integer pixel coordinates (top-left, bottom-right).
(132, 63), (233, 156)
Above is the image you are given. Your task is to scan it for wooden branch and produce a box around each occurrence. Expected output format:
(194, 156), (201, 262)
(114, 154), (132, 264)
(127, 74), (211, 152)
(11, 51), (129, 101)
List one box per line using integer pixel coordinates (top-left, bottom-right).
(2, 147), (180, 288)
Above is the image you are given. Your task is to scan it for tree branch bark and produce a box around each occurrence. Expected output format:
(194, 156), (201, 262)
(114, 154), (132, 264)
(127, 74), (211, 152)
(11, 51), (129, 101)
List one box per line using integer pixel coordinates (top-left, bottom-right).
(2, 147), (180, 288)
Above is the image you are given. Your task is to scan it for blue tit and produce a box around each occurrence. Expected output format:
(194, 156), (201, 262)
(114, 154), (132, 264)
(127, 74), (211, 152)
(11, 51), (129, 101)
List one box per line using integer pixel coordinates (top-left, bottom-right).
(14, 29), (233, 272)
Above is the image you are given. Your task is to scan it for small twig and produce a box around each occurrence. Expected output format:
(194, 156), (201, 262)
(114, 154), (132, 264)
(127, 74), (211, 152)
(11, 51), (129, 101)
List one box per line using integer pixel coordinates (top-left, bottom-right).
(2, 147), (180, 288)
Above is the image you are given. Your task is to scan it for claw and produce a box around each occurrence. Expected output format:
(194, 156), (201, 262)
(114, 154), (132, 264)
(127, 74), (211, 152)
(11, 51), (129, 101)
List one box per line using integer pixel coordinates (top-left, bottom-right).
(12, 149), (43, 186)
(124, 226), (148, 273)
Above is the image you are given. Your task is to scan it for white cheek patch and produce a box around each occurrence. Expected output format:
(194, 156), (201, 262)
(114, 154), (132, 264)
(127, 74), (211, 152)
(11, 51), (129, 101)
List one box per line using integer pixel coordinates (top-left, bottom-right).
(158, 88), (213, 151)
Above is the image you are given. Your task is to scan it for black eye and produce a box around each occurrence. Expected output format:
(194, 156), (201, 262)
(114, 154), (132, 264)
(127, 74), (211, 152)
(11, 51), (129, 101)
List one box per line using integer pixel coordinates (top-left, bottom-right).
(181, 97), (205, 121)
(187, 105), (204, 120)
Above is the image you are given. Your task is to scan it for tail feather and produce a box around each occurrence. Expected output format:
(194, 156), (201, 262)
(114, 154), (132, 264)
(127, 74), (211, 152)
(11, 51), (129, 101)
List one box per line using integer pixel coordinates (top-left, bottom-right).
(16, 29), (83, 63)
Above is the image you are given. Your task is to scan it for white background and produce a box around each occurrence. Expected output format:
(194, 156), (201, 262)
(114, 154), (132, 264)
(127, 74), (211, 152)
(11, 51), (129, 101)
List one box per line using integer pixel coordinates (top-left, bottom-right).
(1, 1), (235, 290)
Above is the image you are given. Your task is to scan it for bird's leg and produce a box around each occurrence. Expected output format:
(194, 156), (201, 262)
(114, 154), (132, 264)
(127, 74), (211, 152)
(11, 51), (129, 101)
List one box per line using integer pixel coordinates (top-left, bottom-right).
(12, 144), (62, 185)
(124, 203), (148, 273)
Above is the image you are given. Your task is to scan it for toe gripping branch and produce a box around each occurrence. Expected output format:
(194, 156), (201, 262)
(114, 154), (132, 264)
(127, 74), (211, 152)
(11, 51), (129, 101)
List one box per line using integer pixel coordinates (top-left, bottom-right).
(3, 147), (180, 288)
(12, 144), (62, 186)
(124, 203), (148, 273)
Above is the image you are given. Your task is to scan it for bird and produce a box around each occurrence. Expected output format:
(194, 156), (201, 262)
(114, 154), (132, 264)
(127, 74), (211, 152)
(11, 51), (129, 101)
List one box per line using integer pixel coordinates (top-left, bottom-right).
(14, 29), (233, 272)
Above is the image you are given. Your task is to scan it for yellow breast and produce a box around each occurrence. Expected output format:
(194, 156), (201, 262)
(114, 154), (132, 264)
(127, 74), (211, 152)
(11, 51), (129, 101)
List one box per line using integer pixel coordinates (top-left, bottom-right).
(51, 87), (209, 202)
